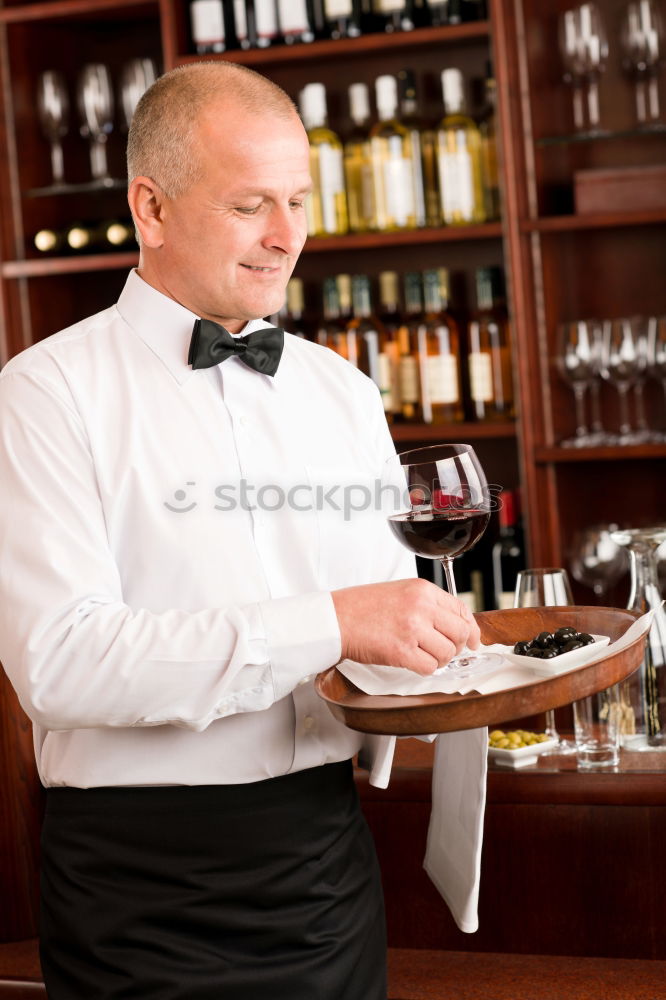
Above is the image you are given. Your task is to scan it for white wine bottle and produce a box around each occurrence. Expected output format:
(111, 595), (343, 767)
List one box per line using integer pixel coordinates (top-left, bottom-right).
(300, 83), (348, 237)
(369, 74), (417, 231)
(398, 271), (423, 423)
(343, 83), (375, 233)
(397, 68), (440, 228)
(437, 68), (486, 225)
(416, 267), (464, 424)
(278, 0), (315, 41)
(478, 60), (500, 221)
(279, 277), (309, 338)
(190, 0), (226, 53)
(467, 266), (514, 421)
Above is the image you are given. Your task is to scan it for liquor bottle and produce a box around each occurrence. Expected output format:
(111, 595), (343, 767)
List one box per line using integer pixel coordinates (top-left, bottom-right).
(343, 83), (375, 233)
(492, 489), (525, 609)
(317, 277), (354, 361)
(190, 0), (226, 52)
(377, 271), (403, 418)
(279, 277), (309, 337)
(467, 266), (515, 421)
(369, 75), (417, 231)
(375, 0), (414, 33)
(348, 274), (397, 414)
(398, 271), (423, 423)
(299, 83), (348, 237)
(254, 0), (281, 45)
(478, 61), (501, 221)
(278, 0), (314, 40)
(437, 68), (486, 225)
(397, 68), (440, 228)
(323, 0), (361, 38)
(233, 0), (252, 47)
(415, 268), (464, 424)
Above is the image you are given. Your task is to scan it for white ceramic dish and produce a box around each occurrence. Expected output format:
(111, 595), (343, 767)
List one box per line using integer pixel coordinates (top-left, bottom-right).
(496, 634), (611, 677)
(488, 737), (559, 768)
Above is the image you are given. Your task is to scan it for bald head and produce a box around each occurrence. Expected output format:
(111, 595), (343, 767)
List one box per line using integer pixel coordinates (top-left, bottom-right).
(127, 62), (299, 198)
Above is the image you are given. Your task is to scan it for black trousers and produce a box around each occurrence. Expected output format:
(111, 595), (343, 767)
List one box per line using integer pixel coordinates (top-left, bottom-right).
(40, 760), (386, 1000)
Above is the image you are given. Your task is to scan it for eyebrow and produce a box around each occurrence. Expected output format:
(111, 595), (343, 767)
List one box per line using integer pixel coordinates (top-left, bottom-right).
(233, 183), (314, 199)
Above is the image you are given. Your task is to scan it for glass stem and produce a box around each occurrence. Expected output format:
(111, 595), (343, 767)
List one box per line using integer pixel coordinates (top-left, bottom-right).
(50, 141), (65, 185)
(586, 77), (600, 128)
(616, 384), (632, 436)
(634, 382), (648, 433)
(441, 558), (457, 598)
(572, 85), (584, 131)
(545, 709), (559, 739)
(589, 380), (604, 434)
(573, 383), (589, 438)
(647, 75), (660, 121)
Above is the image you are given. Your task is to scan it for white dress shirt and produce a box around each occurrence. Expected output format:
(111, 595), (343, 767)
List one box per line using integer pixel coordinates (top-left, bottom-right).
(0, 269), (415, 788)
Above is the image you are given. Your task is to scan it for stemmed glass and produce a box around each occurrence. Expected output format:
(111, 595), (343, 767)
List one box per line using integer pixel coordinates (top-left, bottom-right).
(386, 443), (502, 677)
(621, 1), (664, 126)
(556, 320), (599, 446)
(513, 568), (577, 753)
(36, 70), (69, 188)
(577, 3), (609, 134)
(569, 524), (628, 601)
(119, 58), (157, 130)
(646, 315), (666, 441)
(599, 317), (647, 444)
(559, 8), (586, 131)
(77, 63), (115, 183)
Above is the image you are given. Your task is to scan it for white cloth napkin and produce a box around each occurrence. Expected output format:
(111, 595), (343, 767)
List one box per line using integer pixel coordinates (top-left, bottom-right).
(345, 609), (653, 934)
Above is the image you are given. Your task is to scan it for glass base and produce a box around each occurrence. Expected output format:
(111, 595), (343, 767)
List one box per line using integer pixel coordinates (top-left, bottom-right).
(434, 650), (504, 681)
(576, 745), (619, 768)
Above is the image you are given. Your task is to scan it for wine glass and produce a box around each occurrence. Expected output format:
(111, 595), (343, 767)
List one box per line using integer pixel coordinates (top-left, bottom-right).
(646, 314), (666, 441)
(513, 568), (577, 753)
(386, 443), (503, 676)
(36, 70), (69, 187)
(598, 317), (647, 445)
(559, 8), (586, 132)
(569, 524), (628, 601)
(119, 58), (158, 131)
(578, 3), (609, 134)
(77, 63), (115, 183)
(621, 1), (664, 126)
(556, 320), (597, 446)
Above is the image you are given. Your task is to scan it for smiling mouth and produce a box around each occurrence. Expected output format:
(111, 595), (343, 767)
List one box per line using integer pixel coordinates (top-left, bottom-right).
(241, 264), (278, 272)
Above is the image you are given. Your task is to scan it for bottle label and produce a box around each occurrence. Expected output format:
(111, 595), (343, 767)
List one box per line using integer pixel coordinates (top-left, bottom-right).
(324, 0), (353, 17)
(425, 353), (459, 404)
(254, 0), (279, 36)
(318, 143), (345, 233)
(233, 0), (248, 39)
(190, 0), (225, 42)
(383, 138), (415, 227)
(278, 0), (310, 32)
(399, 355), (419, 404)
(439, 135), (475, 221)
(378, 352), (393, 410)
(469, 351), (493, 402)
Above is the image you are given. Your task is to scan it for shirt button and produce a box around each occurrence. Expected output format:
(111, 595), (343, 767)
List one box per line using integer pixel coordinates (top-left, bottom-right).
(303, 715), (316, 732)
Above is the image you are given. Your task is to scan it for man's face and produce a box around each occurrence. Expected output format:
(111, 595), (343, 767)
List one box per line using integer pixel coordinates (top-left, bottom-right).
(142, 104), (312, 332)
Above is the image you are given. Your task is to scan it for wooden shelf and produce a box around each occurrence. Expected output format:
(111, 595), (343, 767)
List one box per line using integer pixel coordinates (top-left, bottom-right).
(521, 210), (666, 233)
(1, 253), (139, 278)
(391, 421), (516, 443)
(535, 444), (666, 463)
(173, 21), (490, 68)
(0, 0), (157, 24)
(305, 222), (502, 252)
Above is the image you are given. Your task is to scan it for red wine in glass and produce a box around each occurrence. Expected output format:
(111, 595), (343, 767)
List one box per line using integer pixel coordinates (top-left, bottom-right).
(388, 508), (490, 560)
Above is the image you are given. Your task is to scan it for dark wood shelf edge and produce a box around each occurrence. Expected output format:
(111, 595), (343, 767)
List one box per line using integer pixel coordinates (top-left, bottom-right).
(391, 421), (516, 442)
(534, 444), (666, 463)
(304, 222), (503, 252)
(173, 21), (491, 68)
(521, 210), (666, 233)
(1, 253), (139, 278)
(0, 0), (157, 24)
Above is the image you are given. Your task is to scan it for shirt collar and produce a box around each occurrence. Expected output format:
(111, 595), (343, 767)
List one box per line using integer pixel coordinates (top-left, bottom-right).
(116, 269), (280, 387)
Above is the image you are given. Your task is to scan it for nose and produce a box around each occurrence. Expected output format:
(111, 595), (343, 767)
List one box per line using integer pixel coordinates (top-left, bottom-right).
(262, 204), (306, 258)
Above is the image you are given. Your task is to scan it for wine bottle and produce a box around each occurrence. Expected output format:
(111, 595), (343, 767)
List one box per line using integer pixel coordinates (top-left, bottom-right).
(478, 61), (501, 221)
(369, 75), (417, 231)
(278, 0), (314, 41)
(233, 0), (252, 47)
(347, 274), (393, 411)
(343, 83), (375, 233)
(323, 0), (361, 38)
(437, 68), (486, 225)
(492, 489), (525, 610)
(279, 277), (309, 337)
(254, 0), (281, 46)
(376, 271), (403, 418)
(416, 268), (464, 424)
(317, 275), (357, 362)
(375, 0), (414, 33)
(299, 83), (348, 237)
(426, 0), (451, 25)
(398, 271), (423, 423)
(33, 228), (66, 254)
(397, 68), (440, 228)
(467, 266), (515, 422)
(190, 0), (226, 52)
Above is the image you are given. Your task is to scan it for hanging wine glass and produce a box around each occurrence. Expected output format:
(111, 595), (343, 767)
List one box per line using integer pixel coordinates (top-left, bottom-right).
(558, 8), (586, 132)
(569, 524), (628, 601)
(578, 3), (610, 134)
(36, 70), (70, 188)
(119, 58), (158, 131)
(620, 1), (665, 127)
(386, 443), (503, 678)
(77, 63), (115, 184)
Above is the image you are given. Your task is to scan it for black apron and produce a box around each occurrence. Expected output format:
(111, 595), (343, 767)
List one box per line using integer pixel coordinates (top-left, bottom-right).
(40, 759), (386, 999)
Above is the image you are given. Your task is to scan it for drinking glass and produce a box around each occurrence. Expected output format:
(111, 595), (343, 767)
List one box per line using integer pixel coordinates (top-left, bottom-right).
(77, 63), (114, 182)
(386, 443), (502, 676)
(569, 524), (628, 600)
(599, 317), (646, 444)
(513, 568), (577, 753)
(577, 3), (609, 133)
(36, 70), (69, 187)
(621, 0), (664, 125)
(556, 320), (597, 446)
(119, 58), (158, 130)
(646, 315), (666, 441)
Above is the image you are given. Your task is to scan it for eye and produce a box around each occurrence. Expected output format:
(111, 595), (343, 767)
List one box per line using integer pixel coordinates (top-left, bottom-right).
(235, 205), (261, 215)
(289, 200), (305, 210)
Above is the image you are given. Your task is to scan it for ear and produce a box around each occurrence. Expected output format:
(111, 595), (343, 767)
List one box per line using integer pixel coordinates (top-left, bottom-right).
(128, 176), (166, 249)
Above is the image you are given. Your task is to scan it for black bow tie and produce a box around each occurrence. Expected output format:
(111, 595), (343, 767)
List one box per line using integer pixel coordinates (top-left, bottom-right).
(188, 318), (284, 376)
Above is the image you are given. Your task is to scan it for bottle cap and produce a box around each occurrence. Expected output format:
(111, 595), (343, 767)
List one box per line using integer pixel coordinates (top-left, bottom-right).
(67, 226), (90, 250)
(375, 75), (398, 119)
(299, 82), (327, 130)
(348, 82), (370, 125)
(499, 490), (516, 529)
(441, 68), (465, 114)
(34, 229), (57, 252)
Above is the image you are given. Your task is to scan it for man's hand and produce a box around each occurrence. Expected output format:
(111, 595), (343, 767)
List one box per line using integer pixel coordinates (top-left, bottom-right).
(331, 578), (481, 676)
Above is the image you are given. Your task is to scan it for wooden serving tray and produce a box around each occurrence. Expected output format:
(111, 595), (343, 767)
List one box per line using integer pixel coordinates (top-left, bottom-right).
(315, 606), (645, 736)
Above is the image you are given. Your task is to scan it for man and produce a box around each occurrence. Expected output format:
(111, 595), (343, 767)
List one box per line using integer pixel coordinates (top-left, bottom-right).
(0, 62), (479, 999)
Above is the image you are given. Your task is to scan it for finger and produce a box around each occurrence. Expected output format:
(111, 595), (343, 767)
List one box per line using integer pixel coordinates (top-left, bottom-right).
(418, 632), (458, 668)
(401, 644), (440, 676)
(432, 610), (469, 654)
(466, 615), (481, 650)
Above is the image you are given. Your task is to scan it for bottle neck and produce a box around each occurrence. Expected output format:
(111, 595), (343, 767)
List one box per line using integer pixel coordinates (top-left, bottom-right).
(352, 278), (372, 318)
(627, 544), (663, 614)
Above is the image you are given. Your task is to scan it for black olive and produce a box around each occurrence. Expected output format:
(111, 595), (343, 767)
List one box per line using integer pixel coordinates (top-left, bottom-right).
(526, 648), (544, 658)
(535, 631), (554, 648)
(577, 633), (595, 645)
(539, 647), (559, 658)
(561, 639), (584, 652)
(553, 627), (577, 645)
(513, 640), (531, 655)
